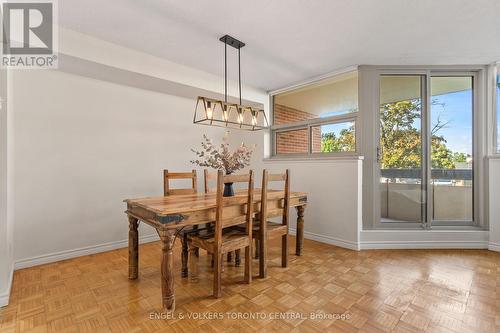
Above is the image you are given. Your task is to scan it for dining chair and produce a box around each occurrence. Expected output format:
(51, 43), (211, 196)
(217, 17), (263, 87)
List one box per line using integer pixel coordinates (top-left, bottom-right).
(163, 169), (198, 196)
(204, 169), (240, 266)
(188, 170), (254, 298)
(254, 169), (290, 278)
(163, 169), (200, 278)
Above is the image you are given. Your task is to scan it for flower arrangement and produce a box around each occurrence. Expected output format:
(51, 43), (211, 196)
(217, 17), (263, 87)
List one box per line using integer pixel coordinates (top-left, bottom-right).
(190, 131), (255, 174)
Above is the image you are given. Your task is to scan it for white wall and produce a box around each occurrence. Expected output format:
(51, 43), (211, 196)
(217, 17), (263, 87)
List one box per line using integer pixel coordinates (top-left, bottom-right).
(11, 69), (229, 265)
(262, 158), (363, 250)
(0, 69), (14, 307)
(488, 157), (500, 251)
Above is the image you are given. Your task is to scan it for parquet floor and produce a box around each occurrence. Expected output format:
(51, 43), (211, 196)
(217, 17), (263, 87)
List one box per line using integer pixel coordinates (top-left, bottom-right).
(1, 237), (499, 333)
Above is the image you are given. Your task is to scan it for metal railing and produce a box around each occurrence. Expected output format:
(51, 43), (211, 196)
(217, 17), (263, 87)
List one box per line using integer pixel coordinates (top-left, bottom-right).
(381, 169), (472, 181)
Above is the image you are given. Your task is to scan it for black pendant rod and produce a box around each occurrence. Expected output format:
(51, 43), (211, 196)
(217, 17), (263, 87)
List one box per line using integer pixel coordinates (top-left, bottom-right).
(219, 35), (245, 105)
(238, 47), (242, 105)
(224, 41), (227, 103)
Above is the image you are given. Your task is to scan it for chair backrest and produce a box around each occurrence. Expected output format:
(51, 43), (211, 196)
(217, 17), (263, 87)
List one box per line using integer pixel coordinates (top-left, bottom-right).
(214, 170), (254, 249)
(261, 169), (290, 226)
(203, 169), (217, 193)
(163, 169), (198, 196)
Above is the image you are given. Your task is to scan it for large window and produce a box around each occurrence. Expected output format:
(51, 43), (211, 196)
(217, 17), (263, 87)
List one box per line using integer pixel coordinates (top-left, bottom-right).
(271, 71), (358, 156)
(378, 74), (475, 227)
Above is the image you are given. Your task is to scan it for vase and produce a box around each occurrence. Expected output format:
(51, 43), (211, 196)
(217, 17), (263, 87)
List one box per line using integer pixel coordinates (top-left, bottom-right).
(223, 171), (234, 197)
(223, 182), (234, 197)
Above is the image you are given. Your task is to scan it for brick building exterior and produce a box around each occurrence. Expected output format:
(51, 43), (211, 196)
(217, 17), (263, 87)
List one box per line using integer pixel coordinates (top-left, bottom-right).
(274, 104), (321, 153)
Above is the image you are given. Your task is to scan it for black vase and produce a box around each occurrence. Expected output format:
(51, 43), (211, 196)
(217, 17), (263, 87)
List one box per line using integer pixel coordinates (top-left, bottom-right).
(223, 182), (234, 197)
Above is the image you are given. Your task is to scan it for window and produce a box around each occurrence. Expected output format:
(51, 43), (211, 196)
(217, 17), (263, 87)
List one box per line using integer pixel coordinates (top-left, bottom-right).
(376, 73), (476, 228)
(275, 128), (309, 154)
(271, 70), (358, 156)
(311, 121), (355, 153)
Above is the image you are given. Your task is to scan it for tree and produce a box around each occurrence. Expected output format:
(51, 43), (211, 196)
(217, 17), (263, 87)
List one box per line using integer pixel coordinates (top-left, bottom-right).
(321, 99), (464, 170)
(453, 152), (467, 163)
(321, 127), (355, 152)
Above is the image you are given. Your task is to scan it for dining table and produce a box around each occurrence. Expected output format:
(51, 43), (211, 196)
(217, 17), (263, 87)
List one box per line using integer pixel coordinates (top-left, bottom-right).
(124, 189), (308, 311)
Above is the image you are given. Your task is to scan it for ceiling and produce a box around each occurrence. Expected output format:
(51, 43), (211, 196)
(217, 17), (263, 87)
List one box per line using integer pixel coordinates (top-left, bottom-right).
(59, 0), (500, 91)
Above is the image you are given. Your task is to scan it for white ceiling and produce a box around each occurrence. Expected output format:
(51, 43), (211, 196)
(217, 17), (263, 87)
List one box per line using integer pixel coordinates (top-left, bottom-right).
(59, 0), (500, 91)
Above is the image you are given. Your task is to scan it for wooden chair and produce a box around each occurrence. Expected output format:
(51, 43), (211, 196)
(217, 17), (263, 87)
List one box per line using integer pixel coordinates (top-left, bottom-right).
(204, 169), (240, 266)
(203, 169), (217, 194)
(163, 169), (199, 278)
(164, 169), (197, 196)
(188, 170), (254, 298)
(254, 169), (290, 278)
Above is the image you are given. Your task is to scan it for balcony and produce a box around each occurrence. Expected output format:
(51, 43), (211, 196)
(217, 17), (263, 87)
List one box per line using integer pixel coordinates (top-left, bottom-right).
(380, 169), (472, 222)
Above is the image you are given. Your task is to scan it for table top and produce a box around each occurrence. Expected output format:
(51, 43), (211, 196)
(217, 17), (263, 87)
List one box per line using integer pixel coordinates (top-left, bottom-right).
(124, 189), (307, 216)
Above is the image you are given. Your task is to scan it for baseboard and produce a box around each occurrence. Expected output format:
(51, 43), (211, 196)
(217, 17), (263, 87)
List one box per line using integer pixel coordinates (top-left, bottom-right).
(0, 263), (14, 307)
(14, 233), (160, 270)
(489, 242), (500, 252)
(289, 228), (359, 251)
(360, 240), (489, 250)
(359, 229), (489, 250)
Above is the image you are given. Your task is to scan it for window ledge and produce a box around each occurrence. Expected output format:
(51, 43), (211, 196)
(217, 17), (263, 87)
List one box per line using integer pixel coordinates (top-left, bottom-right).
(263, 155), (364, 163)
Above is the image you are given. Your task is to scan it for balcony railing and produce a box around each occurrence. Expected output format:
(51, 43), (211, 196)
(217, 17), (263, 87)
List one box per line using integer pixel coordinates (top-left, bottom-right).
(380, 169), (472, 222)
(381, 168), (472, 181)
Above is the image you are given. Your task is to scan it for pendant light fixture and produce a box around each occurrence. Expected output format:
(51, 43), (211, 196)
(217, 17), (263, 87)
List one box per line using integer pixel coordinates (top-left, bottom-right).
(193, 35), (268, 131)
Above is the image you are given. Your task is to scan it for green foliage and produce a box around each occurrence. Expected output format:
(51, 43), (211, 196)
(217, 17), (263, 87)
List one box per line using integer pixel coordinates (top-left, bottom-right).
(453, 152), (467, 163)
(321, 127), (355, 152)
(320, 99), (467, 170)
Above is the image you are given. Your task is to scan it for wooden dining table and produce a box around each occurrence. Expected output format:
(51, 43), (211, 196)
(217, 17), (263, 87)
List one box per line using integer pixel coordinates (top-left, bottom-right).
(124, 189), (308, 311)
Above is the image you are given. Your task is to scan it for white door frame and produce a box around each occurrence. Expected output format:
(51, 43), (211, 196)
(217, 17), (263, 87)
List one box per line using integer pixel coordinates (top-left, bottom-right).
(359, 65), (487, 230)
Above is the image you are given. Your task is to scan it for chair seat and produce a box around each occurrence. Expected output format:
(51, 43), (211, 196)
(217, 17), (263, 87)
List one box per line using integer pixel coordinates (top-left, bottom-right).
(179, 223), (213, 236)
(235, 221), (287, 237)
(188, 229), (250, 254)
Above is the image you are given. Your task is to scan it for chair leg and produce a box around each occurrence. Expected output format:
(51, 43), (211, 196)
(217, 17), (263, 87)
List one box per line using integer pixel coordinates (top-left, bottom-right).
(281, 234), (288, 268)
(213, 253), (222, 298)
(254, 239), (260, 259)
(244, 246), (252, 284)
(188, 242), (198, 281)
(181, 235), (188, 278)
(235, 249), (241, 267)
(211, 254), (214, 268)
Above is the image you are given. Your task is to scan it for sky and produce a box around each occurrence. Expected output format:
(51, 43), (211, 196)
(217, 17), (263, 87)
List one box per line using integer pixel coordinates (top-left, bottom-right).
(431, 89), (472, 155)
(320, 90), (474, 155)
(320, 75), (500, 155)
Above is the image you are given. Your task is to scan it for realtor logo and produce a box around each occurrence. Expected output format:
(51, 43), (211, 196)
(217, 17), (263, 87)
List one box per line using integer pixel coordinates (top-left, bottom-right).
(1, 1), (58, 68)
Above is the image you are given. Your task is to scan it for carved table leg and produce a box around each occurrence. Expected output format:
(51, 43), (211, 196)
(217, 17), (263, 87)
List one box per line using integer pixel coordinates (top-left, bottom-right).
(188, 242), (198, 282)
(295, 206), (305, 256)
(159, 230), (176, 312)
(235, 249), (241, 267)
(128, 216), (139, 280)
(181, 234), (188, 278)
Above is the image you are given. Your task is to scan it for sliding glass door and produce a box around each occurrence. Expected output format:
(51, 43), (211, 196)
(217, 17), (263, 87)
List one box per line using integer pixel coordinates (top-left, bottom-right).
(377, 73), (475, 227)
(379, 76), (424, 225)
(430, 76), (473, 224)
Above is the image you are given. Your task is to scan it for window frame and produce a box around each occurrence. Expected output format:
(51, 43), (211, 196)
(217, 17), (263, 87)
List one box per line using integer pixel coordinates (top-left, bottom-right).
(494, 62), (500, 154)
(269, 69), (360, 158)
(271, 111), (358, 157)
(359, 66), (486, 231)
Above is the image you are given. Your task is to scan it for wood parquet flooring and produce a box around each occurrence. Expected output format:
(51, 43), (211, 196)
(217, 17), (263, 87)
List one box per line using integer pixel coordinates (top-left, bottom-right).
(1, 237), (499, 333)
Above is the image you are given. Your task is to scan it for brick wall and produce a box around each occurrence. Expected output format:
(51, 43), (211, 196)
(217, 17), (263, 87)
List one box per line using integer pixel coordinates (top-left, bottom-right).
(274, 104), (321, 153)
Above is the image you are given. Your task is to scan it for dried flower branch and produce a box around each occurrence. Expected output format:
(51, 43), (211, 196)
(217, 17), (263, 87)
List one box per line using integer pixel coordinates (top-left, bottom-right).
(190, 131), (255, 174)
